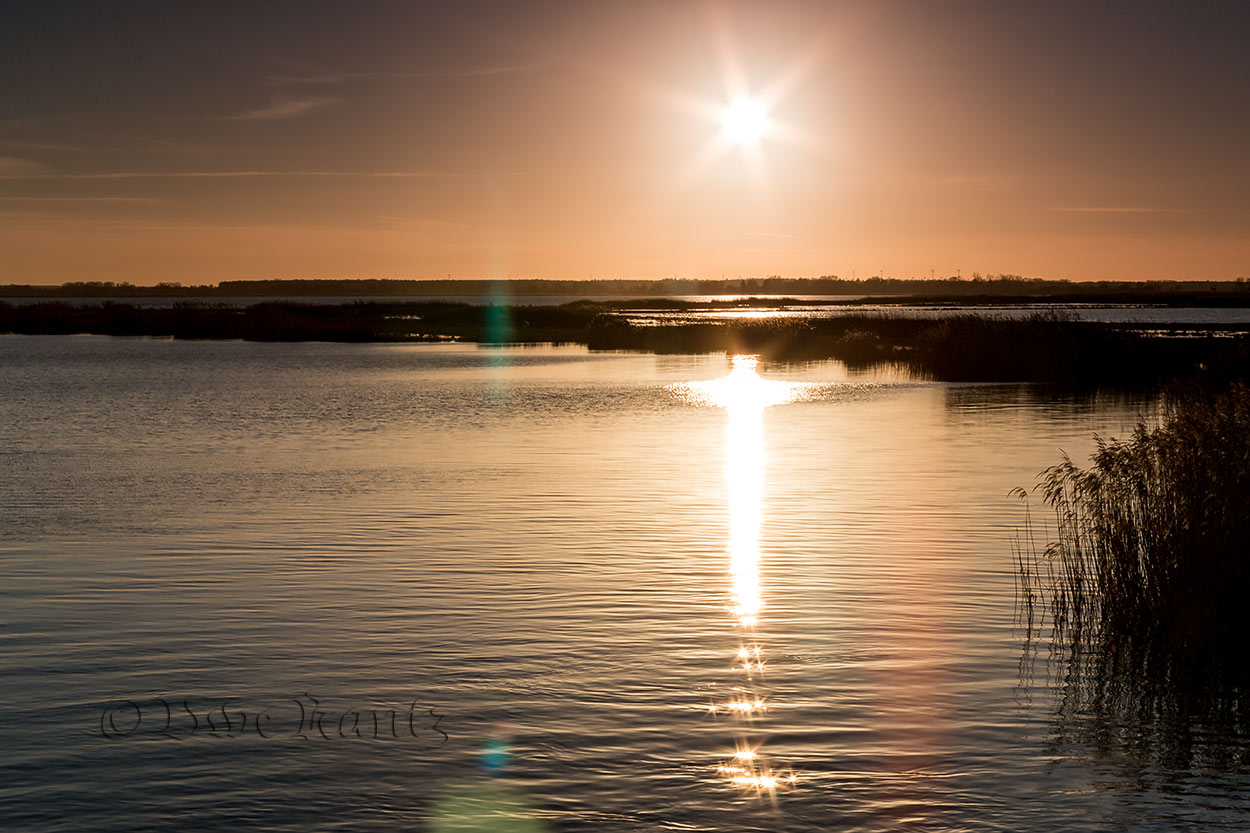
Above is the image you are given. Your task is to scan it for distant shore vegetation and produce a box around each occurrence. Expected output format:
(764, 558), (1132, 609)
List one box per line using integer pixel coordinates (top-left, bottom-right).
(2, 275), (1250, 300)
(3, 298), (1248, 386)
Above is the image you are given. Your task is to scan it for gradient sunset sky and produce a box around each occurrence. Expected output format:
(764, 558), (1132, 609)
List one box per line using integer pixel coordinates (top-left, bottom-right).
(2, 1), (1247, 284)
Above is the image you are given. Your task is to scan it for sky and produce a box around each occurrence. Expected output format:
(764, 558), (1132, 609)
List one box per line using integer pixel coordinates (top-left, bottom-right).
(1, 0), (1248, 285)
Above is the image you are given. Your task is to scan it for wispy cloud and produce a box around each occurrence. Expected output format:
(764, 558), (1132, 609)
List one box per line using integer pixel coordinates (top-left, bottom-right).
(0, 134), (224, 155)
(268, 61), (542, 85)
(0, 139), (86, 153)
(223, 95), (340, 121)
(0, 156), (47, 176)
(0, 195), (167, 203)
(0, 117), (62, 129)
(0, 170), (467, 181)
(1050, 206), (1197, 214)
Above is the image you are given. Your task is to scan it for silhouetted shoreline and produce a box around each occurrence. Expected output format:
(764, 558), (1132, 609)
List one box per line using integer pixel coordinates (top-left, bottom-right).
(4, 276), (1250, 301)
(4, 299), (1248, 385)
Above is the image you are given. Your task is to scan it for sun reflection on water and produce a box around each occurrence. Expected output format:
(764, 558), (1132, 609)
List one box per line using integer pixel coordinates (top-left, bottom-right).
(671, 355), (805, 797)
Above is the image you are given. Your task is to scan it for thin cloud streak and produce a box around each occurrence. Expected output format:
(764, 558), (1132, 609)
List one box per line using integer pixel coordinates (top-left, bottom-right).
(0, 170), (470, 181)
(1050, 206), (1198, 214)
(269, 61), (543, 85)
(0, 117), (63, 129)
(223, 96), (340, 121)
(0, 140), (87, 153)
(0, 195), (167, 203)
(0, 156), (47, 176)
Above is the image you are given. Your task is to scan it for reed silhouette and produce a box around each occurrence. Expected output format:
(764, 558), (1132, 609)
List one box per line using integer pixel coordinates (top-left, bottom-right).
(1016, 382), (1250, 766)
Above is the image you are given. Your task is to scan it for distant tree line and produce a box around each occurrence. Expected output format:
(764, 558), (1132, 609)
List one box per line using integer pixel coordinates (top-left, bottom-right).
(1, 275), (1248, 298)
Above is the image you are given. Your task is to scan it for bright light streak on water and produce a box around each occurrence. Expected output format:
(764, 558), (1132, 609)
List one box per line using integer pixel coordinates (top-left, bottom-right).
(670, 355), (805, 796)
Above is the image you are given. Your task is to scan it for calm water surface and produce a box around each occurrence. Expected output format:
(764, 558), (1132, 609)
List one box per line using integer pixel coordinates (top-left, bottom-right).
(1, 337), (1247, 831)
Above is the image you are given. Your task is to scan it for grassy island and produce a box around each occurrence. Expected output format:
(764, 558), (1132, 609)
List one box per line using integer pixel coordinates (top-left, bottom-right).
(3, 298), (1248, 386)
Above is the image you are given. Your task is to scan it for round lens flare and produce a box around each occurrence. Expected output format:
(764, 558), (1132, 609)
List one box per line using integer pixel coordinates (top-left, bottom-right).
(721, 97), (769, 144)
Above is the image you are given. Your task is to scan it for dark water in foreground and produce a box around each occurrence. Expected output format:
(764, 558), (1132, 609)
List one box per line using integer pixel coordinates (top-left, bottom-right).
(1, 337), (1247, 831)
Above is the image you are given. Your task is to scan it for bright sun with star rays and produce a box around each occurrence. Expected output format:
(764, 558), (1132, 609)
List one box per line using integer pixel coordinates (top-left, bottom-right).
(660, 40), (808, 190)
(721, 97), (770, 144)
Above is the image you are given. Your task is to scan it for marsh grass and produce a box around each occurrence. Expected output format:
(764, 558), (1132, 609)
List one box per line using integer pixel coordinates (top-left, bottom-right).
(2, 300), (1243, 385)
(587, 310), (1225, 384)
(1016, 383), (1250, 763)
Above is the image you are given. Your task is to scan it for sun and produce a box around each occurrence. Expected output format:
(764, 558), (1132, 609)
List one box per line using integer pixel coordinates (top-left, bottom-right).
(721, 97), (769, 144)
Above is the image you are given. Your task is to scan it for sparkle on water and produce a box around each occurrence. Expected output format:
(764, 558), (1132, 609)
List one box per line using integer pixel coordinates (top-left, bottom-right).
(671, 355), (805, 797)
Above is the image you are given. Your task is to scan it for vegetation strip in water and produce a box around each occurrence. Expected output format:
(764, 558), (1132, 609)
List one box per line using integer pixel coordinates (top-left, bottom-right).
(3, 299), (1248, 384)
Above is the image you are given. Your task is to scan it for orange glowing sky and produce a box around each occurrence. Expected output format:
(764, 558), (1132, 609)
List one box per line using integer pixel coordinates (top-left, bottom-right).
(1, 1), (1247, 284)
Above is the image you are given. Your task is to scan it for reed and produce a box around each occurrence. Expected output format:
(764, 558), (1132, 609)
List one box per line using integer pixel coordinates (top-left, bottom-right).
(1016, 383), (1250, 759)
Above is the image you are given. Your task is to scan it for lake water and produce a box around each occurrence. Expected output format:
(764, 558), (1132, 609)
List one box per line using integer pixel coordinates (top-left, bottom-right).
(1, 336), (1247, 832)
